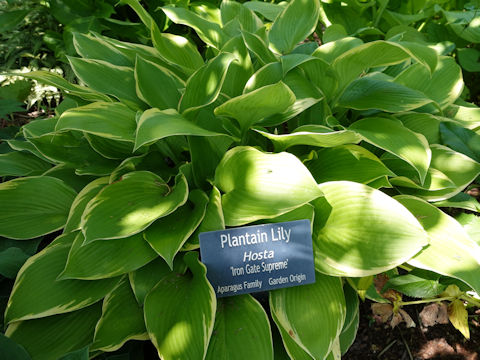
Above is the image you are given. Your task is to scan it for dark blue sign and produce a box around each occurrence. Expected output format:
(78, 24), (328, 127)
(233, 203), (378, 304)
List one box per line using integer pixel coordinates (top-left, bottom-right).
(199, 219), (315, 297)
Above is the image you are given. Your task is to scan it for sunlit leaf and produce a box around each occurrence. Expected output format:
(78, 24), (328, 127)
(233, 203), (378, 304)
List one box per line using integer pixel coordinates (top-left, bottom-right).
(144, 190), (208, 268)
(349, 117), (431, 184)
(395, 196), (480, 296)
(313, 181), (428, 277)
(135, 108), (229, 151)
(81, 172), (188, 243)
(215, 147), (323, 226)
(270, 272), (346, 359)
(268, 0), (320, 54)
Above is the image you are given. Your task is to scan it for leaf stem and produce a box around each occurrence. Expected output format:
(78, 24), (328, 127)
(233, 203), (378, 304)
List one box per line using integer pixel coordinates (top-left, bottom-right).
(400, 296), (456, 306)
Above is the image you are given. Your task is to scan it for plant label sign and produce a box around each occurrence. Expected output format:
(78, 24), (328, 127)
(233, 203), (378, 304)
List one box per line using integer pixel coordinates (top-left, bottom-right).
(199, 219), (315, 297)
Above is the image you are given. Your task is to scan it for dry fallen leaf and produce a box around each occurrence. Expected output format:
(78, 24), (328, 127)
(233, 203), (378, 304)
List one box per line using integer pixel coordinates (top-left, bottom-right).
(419, 302), (449, 327)
(371, 303), (416, 328)
(371, 303), (393, 323)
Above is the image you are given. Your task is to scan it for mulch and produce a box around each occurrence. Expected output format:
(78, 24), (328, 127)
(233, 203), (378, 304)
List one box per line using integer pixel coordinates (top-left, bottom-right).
(343, 299), (480, 360)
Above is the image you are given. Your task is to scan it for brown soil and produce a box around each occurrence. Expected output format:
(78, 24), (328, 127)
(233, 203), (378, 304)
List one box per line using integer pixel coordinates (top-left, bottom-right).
(344, 300), (480, 360)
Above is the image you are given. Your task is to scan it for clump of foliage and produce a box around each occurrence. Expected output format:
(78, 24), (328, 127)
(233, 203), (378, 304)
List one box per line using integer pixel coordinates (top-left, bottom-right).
(1, 0), (480, 359)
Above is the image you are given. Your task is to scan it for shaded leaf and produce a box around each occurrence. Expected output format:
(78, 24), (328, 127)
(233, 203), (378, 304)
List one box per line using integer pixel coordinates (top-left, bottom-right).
(144, 252), (215, 360)
(0, 176), (76, 239)
(92, 277), (148, 351)
(206, 295), (273, 360)
(5, 241), (120, 323)
(6, 303), (102, 360)
(60, 232), (157, 280)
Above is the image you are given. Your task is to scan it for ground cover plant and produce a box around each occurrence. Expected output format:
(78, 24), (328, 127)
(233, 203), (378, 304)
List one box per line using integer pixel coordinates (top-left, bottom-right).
(1, 0), (480, 359)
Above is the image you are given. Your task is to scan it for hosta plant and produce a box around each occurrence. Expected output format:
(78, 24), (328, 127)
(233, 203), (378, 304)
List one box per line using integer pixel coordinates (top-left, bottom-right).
(1, 0), (480, 359)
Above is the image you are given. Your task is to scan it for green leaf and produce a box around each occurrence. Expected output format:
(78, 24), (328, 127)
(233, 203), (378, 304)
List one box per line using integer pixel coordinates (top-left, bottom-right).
(350, 117), (431, 184)
(215, 147), (323, 226)
(338, 77), (432, 112)
(268, 0), (320, 54)
(5, 241), (120, 324)
(6, 303), (102, 360)
(144, 252), (216, 360)
(307, 145), (395, 184)
(184, 186), (225, 250)
(81, 171), (188, 242)
(64, 177), (110, 233)
(340, 310), (359, 355)
(313, 37), (363, 64)
(135, 108), (229, 151)
(151, 32), (204, 77)
(243, 2), (284, 21)
(13, 71), (111, 103)
(56, 102), (136, 142)
(256, 125), (361, 151)
(455, 213), (480, 245)
(241, 31), (278, 66)
(395, 57), (463, 109)
(162, 5), (226, 48)
(439, 121), (480, 162)
(23, 126), (119, 176)
(339, 284), (359, 355)
(135, 56), (182, 110)
(179, 53), (236, 114)
(313, 181), (428, 277)
(270, 272), (346, 359)
(68, 57), (143, 107)
(457, 48), (480, 72)
(221, 1), (262, 33)
(221, 35), (254, 97)
(214, 82), (295, 132)
(0, 152), (51, 177)
(271, 309), (312, 360)
(395, 196), (480, 296)
(60, 232), (157, 280)
(144, 190), (208, 268)
(332, 41), (433, 93)
(128, 257), (174, 305)
(0, 237), (41, 278)
(0, 333), (31, 360)
(433, 192), (480, 213)
(92, 277), (148, 352)
(397, 112), (441, 144)
(383, 273), (446, 298)
(0, 176), (76, 240)
(206, 294), (273, 360)
(392, 145), (480, 201)
(442, 9), (480, 43)
(0, 9), (29, 32)
(73, 32), (132, 66)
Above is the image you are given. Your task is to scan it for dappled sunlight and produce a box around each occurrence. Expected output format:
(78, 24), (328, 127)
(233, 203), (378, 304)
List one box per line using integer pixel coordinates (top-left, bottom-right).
(205, 72), (219, 95)
(159, 321), (193, 357)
